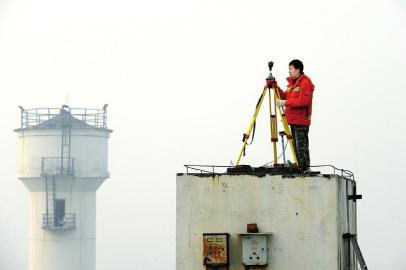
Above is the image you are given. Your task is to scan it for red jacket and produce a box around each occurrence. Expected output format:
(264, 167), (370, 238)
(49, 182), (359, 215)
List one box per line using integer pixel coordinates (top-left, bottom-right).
(278, 74), (315, 125)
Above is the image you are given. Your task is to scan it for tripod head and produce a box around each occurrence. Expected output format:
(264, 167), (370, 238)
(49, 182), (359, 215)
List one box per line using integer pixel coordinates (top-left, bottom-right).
(266, 61), (275, 81)
(268, 61), (274, 71)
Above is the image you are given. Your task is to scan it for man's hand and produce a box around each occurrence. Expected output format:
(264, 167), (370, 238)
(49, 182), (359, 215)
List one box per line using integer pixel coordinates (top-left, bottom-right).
(276, 99), (286, 107)
(265, 79), (278, 89)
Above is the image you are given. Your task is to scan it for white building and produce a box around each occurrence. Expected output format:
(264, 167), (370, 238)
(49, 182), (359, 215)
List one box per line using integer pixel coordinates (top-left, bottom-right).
(177, 166), (366, 270)
(15, 105), (112, 270)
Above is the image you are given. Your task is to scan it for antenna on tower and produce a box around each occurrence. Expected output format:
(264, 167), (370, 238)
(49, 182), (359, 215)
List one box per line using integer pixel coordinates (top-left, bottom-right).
(65, 93), (70, 106)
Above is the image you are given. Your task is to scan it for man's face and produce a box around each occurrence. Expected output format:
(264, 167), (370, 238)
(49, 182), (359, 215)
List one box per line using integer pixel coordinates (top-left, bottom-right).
(289, 65), (301, 79)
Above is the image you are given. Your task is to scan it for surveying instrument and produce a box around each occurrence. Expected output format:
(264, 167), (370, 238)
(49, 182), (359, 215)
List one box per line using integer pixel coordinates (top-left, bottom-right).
(235, 61), (298, 167)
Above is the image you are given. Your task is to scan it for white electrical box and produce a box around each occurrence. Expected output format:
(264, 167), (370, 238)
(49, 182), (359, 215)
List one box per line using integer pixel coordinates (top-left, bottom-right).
(240, 233), (271, 266)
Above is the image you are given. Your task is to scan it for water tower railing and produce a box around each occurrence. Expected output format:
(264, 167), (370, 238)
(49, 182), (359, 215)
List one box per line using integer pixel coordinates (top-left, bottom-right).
(41, 157), (75, 176)
(42, 213), (76, 230)
(19, 107), (108, 129)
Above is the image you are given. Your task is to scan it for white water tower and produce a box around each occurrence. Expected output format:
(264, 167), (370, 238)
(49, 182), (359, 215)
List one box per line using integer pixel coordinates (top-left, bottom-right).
(15, 105), (112, 270)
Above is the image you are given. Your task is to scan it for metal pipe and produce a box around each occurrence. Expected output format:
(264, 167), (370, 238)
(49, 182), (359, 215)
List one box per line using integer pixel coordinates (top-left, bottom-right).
(279, 132), (286, 165)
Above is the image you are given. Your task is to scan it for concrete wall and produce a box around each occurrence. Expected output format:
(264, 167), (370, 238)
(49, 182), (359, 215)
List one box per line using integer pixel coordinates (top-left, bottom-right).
(176, 174), (357, 270)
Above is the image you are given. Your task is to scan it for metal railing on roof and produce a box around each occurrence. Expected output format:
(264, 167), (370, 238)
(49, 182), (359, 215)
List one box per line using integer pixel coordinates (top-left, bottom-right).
(184, 165), (233, 174)
(183, 164), (355, 181)
(18, 105), (108, 129)
(309, 165), (355, 181)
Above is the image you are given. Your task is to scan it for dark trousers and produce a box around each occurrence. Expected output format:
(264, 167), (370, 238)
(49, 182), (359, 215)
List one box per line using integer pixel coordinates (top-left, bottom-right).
(290, 124), (310, 170)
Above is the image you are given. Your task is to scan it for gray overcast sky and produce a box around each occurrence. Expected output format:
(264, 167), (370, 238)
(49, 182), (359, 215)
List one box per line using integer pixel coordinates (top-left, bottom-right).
(0, 0), (405, 269)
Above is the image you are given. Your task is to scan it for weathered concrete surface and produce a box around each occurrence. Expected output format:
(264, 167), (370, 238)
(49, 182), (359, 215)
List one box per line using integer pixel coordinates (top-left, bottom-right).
(177, 174), (357, 270)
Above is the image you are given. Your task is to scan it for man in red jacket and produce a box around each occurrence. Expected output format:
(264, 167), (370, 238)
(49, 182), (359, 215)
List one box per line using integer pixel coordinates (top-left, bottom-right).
(266, 59), (315, 171)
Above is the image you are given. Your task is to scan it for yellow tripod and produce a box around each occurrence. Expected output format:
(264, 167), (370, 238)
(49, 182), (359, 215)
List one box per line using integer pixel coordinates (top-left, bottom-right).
(235, 86), (298, 166)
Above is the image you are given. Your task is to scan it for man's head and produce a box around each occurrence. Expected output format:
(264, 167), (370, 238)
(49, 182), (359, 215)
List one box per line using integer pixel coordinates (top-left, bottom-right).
(289, 59), (304, 79)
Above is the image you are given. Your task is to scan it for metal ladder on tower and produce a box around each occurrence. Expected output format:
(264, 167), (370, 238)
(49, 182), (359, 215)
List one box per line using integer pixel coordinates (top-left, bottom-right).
(60, 106), (72, 175)
(45, 174), (56, 227)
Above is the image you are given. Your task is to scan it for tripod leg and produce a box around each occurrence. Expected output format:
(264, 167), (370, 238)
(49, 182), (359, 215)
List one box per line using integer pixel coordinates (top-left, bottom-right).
(235, 87), (268, 165)
(269, 89), (278, 164)
(273, 87), (299, 166)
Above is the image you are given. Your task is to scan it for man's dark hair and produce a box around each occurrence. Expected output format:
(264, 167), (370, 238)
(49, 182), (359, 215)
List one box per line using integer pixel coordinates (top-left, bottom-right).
(289, 59), (304, 74)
